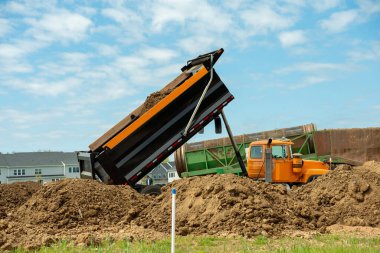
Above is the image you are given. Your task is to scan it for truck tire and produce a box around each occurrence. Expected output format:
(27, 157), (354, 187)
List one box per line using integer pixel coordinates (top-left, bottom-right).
(140, 185), (162, 195)
(306, 175), (319, 183)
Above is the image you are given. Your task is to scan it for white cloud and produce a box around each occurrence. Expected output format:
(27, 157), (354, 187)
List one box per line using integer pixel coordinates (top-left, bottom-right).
(0, 61), (33, 73)
(278, 30), (307, 47)
(0, 44), (26, 59)
(26, 11), (92, 42)
(4, 78), (82, 96)
(357, 0), (380, 15)
(114, 47), (180, 85)
(140, 47), (178, 62)
(0, 41), (45, 74)
(240, 3), (296, 35)
(101, 7), (145, 40)
(62, 52), (91, 65)
(311, 0), (342, 12)
(320, 10), (359, 33)
(0, 40), (45, 59)
(0, 18), (11, 37)
(348, 41), (380, 61)
(177, 35), (222, 54)
(275, 62), (355, 74)
(4, 1), (38, 16)
(148, 0), (233, 34)
(0, 108), (63, 125)
(67, 83), (135, 107)
(287, 75), (330, 89)
(93, 43), (120, 57)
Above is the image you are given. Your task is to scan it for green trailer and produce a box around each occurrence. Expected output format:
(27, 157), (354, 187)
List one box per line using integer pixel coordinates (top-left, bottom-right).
(174, 124), (380, 177)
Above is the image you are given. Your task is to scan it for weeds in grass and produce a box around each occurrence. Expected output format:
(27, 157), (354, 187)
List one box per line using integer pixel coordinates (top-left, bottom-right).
(11, 234), (380, 253)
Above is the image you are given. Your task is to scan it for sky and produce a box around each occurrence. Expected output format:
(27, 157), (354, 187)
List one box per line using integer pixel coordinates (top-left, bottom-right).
(0, 0), (379, 153)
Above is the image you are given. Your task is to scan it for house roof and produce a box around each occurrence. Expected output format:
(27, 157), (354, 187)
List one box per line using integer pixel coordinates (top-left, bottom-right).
(148, 161), (176, 176)
(0, 152), (78, 167)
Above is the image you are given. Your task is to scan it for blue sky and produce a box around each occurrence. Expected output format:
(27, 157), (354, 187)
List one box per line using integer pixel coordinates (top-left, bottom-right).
(0, 0), (379, 153)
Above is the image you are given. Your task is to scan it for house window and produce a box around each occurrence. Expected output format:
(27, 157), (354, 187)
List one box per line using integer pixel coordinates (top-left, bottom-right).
(14, 169), (25, 176)
(69, 167), (80, 173)
(35, 169), (42, 175)
(52, 178), (60, 182)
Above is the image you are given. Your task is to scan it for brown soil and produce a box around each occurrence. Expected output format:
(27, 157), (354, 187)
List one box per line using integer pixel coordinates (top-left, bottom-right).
(1, 162), (379, 251)
(134, 174), (312, 238)
(290, 162), (380, 229)
(0, 179), (155, 250)
(14, 179), (148, 228)
(140, 89), (173, 115)
(0, 181), (41, 219)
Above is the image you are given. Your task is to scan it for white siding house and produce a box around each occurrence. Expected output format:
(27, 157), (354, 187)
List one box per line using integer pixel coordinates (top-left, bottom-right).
(0, 152), (80, 184)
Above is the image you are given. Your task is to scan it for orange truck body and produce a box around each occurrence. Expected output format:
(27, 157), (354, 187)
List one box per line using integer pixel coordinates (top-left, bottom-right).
(247, 139), (329, 184)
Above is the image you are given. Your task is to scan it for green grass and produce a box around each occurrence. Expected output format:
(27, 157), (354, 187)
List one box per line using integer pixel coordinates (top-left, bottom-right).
(11, 234), (380, 253)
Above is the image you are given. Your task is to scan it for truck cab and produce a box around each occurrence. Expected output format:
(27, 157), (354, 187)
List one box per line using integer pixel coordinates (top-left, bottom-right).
(247, 139), (329, 184)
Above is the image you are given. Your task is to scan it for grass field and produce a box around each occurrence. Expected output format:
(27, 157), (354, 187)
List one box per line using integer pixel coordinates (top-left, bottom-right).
(12, 234), (380, 253)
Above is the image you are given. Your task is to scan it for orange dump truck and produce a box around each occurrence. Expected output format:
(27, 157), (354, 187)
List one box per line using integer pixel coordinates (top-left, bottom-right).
(247, 138), (329, 184)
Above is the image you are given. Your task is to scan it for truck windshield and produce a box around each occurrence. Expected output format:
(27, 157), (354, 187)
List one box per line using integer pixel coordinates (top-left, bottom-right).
(250, 146), (263, 159)
(272, 145), (288, 159)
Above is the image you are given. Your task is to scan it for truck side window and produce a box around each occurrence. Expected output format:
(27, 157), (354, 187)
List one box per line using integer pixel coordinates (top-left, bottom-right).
(272, 145), (288, 159)
(250, 146), (263, 159)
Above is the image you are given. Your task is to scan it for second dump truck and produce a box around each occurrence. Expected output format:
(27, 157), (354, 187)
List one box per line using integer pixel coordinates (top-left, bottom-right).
(175, 124), (380, 184)
(175, 124), (331, 184)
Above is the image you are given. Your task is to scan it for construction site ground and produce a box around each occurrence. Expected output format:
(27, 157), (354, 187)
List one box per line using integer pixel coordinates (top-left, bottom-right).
(1, 161), (380, 251)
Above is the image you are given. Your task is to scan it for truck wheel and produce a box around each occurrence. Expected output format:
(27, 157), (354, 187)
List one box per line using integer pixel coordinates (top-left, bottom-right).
(306, 175), (319, 183)
(140, 185), (162, 195)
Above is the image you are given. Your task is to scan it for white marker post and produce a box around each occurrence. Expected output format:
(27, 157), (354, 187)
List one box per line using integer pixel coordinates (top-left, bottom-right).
(171, 188), (176, 253)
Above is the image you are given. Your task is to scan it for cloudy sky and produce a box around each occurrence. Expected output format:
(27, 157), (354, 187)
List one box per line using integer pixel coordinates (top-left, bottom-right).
(0, 0), (379, 153)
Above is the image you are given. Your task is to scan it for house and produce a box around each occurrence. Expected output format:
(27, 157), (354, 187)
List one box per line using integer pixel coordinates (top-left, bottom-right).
(0, 152), (80, 184)
(167, 167), (180, 183)
(143, 161), (178, 185)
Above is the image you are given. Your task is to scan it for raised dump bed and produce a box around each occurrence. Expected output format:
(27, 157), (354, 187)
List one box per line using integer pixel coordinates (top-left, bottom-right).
(78, 49), (236, 186)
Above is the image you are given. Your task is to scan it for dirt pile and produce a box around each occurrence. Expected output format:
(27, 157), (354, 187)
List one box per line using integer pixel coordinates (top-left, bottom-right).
(0, 179), (155, 250)
(0, 182), (41, 219)
(290, 161), (380, 229)
(14, 179), (148, 228)
(1, 162), (380, 250)
(140, 89), (173, 115)
(134, 174), (311, 238)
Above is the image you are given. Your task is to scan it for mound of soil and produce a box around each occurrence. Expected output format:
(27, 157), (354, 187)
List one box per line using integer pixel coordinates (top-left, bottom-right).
(134, 174), (311, 238)
(14, 179), (148, 228)
(0, 182), (41, 219)
(290, 162), (380, 229)
(1, 161), (380, 250)
(0, 179), (154, 250)
(140, 89), (173, 115)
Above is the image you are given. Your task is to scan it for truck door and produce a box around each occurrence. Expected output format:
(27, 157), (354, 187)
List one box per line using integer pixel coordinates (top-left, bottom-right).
(271, 145), (293, 182)
(247, 145), (264, 178)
